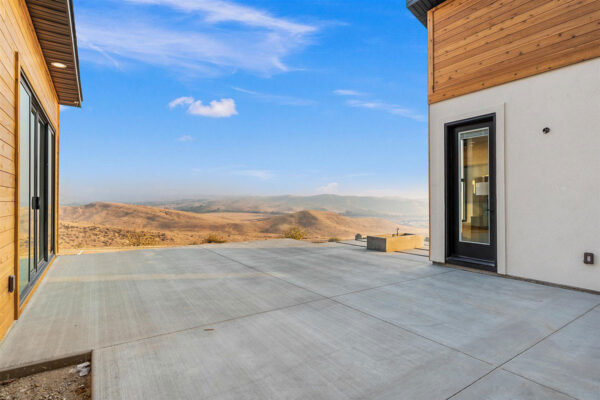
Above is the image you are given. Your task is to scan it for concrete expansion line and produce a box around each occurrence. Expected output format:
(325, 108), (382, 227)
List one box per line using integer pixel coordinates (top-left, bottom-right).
(445, 303), (600, 400)
(205, 248), (490, 366)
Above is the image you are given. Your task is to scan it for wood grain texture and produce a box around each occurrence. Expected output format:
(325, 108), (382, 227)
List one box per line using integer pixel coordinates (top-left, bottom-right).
(429, 0), (600, 103)
(0, 0), (60, 340)
(2, 0), (58, 128)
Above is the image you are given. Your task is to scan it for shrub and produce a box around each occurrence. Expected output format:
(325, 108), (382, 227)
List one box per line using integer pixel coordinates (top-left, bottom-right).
(204, 233), (227, 243)
(126, 231), (159, 247)
(284, 226), (306, 240)
(328, 237), (341, 242)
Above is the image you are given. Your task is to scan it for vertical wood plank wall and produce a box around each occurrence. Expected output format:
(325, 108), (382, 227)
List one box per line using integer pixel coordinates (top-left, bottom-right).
(0, 0), (59, 340)
(428, 0), (600, 103)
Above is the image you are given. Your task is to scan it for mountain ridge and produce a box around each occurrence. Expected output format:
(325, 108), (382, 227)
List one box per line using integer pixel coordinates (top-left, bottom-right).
(139, 194), (428, 227)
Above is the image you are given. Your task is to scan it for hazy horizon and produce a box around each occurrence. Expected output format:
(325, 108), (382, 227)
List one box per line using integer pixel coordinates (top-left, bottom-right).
(59, 192), (429, 207)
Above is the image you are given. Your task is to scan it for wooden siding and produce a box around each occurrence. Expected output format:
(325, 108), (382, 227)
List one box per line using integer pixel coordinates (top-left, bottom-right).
(428, 0), (600, 103)
(0, 0), (59, 340)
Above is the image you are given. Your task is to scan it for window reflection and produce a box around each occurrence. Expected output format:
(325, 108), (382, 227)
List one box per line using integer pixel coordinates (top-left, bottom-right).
(458, 128), (490, 245)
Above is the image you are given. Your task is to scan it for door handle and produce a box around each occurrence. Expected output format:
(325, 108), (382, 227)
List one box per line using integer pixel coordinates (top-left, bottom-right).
(32, 196), (40, 210)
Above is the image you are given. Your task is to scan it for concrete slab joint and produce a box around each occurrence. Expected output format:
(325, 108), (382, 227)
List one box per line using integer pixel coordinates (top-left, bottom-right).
(0, 241), (596, 399)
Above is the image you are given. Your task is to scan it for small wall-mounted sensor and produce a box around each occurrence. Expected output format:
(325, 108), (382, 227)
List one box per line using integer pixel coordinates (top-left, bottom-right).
(542, 127), (550, 134)
(8, 275), (15, 293)
(584, 252), (594, 265)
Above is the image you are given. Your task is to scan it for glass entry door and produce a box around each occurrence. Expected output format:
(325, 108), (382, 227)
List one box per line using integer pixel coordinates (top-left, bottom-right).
(458, 128), (490, 245)
(446, 116), (496, 271)
(18, 78), (55, 300)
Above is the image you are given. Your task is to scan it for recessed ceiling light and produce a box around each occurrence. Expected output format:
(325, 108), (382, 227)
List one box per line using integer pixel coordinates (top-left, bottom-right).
(51, 62), (67, 69)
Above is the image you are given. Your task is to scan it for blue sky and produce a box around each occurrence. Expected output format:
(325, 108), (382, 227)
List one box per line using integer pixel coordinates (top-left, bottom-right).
(60, 0), (428, 204)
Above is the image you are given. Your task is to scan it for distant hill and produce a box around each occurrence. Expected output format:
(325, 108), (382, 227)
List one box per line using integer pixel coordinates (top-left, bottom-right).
(60, 202), (426, 250)
(144, 194), (428, 227)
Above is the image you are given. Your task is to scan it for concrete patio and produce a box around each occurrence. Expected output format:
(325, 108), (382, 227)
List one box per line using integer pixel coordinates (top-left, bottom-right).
(0, 239), (598, 399)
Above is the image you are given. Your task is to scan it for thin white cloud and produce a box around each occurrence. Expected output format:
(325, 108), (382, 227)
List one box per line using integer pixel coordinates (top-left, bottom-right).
(333, 89), (364, 96)
(232, 170), (274, 180)
(346, 99), (425, 122)
(317, 182), (339, 194)
(333, 90), (424, 121)
(232, 87), (315, 106)
(177, 135), (194, 142)
(77, 0), (319, 75)
(79, 39), (122, 69)
(126, 0), (316, 35)
(169, 97), (194, 109)
(357, 187), (428, 199)
(170, 97), (238, 118)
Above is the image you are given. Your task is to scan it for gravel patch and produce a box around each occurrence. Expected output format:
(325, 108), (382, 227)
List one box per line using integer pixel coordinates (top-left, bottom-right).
(0, 365), (91, 400)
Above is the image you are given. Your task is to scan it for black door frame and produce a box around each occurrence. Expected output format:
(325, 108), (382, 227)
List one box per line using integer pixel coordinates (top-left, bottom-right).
(33, 109), (47, 272)
(444, 113), (497, 272)
(19, 74), (55, 303)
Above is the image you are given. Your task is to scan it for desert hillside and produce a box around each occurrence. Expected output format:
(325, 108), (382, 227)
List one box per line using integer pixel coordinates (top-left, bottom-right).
(59, 202), (426, 250)
(146, 194), (428, 228)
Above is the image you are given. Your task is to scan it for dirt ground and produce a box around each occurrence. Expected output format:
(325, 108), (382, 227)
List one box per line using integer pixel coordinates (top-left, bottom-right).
(0, 365), (91, 400)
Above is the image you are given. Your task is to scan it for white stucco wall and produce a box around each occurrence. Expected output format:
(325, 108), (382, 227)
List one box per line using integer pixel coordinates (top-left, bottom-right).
(429, 57), (600, 292)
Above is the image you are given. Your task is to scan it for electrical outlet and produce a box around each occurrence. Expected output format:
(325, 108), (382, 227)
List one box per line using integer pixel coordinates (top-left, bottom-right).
(584, 252), (594, 265)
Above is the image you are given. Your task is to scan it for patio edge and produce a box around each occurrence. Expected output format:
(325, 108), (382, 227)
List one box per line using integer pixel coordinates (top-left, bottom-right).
(0, 350), (92, 381)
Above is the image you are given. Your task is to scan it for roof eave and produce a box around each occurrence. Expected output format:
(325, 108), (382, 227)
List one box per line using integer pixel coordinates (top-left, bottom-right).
(66, 0), (82, 107)
(26, 0), (83, 107)
(406, 0), (448, 27)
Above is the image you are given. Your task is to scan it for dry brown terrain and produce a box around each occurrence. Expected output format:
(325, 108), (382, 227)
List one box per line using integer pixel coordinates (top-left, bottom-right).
(0, 365), (91, 400)
(59, 202), (426, 252)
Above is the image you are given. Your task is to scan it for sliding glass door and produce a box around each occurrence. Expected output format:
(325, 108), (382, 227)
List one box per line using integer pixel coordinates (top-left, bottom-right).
(18, 78), (56, 299)
(18, 83), (31, 294)
(47, 128), (55, 256)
